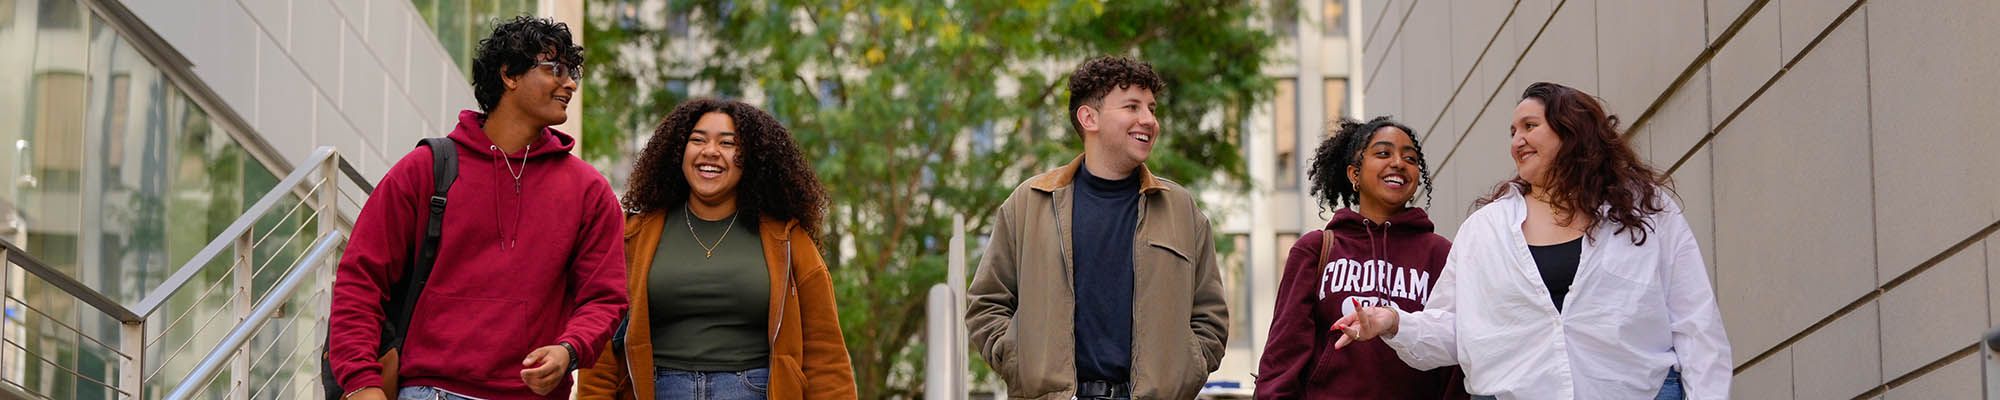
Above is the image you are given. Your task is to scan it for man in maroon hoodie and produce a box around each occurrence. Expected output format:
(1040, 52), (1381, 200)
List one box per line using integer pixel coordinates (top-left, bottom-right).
(329, 16), (626, 400)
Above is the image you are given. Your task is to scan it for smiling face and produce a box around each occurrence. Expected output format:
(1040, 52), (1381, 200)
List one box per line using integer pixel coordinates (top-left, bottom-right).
(500, 54), (577, 126)
(682, 112), (742, 206)
(1347, 126), (1421, 208)
(1510, 98), (1564, 188)
(1078, 85), (1160, 174)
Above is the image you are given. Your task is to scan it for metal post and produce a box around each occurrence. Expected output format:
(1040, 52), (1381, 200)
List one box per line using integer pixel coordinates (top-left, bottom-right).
(0, 247), (8, 382)
(120, 321), (143, 399)
(320, 152), (338, 238)
(231, 233), (253, 399)
(946, 216), (967, 400)
(925, 285), (956, 400)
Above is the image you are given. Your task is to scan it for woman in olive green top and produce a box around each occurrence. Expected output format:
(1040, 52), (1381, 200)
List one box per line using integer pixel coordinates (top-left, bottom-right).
(578, 98), (857, 400)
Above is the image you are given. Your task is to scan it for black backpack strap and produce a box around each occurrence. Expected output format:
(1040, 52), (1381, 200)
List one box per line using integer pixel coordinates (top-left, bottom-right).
(388, 137), (456, 347)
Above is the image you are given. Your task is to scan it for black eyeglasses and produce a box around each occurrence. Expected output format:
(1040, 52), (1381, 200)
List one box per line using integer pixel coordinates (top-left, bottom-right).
(535, 61), (582, 81)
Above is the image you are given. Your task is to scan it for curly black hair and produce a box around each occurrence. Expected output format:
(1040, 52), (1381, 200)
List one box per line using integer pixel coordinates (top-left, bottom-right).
(471, 16), (583, 112)
(1309, 116), (1434, 214)
(622, 98), (828, 236)
(1067, 55), (1167, 135)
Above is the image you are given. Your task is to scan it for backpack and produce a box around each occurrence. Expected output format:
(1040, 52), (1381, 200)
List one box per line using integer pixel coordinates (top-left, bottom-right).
(319, 137), (457, 398)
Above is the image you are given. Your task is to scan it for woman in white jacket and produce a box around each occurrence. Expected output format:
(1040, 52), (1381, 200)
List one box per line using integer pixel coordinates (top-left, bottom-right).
(1331, 82), (1730, 400)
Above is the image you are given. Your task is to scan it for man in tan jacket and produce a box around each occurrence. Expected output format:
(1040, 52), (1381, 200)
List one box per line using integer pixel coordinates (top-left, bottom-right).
(966, 55), (1228, 400)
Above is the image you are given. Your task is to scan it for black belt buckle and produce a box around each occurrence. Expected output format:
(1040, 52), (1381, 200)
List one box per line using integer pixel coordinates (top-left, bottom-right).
(1077, 380), (1131, 399)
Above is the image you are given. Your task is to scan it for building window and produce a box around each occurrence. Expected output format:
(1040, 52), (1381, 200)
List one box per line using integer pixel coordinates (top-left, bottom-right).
(410, 0), (541, 79)
(1274, 78), (1298, 190)
(1324, 78), (1348, 135)
(32, 72), (85, 192)
(1322, 0), (1349, 38)
(1275, 232), (1300, 290)
(1272, 0), (1299, 38)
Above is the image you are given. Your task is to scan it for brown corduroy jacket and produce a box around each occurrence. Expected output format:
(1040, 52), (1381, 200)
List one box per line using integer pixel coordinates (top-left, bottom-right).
(575, 212), (856, 400)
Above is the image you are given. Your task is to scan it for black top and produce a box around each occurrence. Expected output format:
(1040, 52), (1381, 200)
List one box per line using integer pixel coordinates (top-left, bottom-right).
(1070, 162), (1140, 382)
(1530, 237), (1584, 312)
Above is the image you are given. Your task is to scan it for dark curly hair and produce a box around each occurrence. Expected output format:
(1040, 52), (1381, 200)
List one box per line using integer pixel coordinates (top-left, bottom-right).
(1477, 82), (1674, 245)
(1067, 55), (1167, 135)
(1309, 116), (1433, 214)
(622, 98), (828, 236)
(471, 16), (583, 112)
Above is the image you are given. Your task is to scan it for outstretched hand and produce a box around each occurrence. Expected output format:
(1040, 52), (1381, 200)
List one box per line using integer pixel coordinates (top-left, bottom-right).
(1330, 298), (1400, 350)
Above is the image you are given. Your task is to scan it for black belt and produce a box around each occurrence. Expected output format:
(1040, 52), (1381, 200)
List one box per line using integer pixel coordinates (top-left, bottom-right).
(1077, 380), (1132, 399)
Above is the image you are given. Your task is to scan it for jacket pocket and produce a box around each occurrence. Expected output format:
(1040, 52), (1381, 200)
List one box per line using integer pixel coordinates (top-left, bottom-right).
(1180, 339), (1211, 397)
(996, 327), (1033, 397)
(773, 355), (806, 397)
(1146, 241), (1197, 299)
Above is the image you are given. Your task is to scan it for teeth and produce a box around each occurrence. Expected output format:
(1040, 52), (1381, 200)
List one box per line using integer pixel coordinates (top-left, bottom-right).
(1133, 134), (1152, 143)
(698, 166), (722, 173)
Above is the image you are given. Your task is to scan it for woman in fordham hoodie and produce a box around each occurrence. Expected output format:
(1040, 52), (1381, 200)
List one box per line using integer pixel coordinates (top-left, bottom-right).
(1332, 82), (1730, 400)
(1256, 116), (1467, 400)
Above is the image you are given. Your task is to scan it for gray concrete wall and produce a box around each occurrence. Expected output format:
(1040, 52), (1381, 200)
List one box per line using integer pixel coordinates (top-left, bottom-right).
(1361, 0), (2000, 397)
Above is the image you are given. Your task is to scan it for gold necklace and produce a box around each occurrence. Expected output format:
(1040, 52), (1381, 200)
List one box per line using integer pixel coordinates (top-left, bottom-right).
(685, 204), (738, 258)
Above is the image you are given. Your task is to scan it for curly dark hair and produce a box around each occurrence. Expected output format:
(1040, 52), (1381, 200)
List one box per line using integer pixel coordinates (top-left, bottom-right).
(1067, 55), (1167, 135)
(1477, 82), (1675, 245)
(471, 16), (583, 112)
(622, 98), (828, 236)
(1309, 116), (1433, 214)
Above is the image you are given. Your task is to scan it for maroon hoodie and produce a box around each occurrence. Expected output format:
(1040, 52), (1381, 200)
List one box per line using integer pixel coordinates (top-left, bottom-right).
(329, 110), (628, 399)
(1256, 208), (1465, 400)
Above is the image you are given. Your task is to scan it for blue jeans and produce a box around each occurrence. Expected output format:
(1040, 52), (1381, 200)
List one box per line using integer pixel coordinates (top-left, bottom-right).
(655, 367), (770, 400)
(397, 386), (481, 400)
(1470, 369), (1683, 400)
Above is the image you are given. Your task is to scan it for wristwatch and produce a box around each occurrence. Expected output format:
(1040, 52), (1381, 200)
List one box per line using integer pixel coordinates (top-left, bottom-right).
(559, 342), (580, 373)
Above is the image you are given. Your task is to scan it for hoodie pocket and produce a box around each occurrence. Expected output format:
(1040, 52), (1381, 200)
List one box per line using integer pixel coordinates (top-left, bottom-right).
(402, 294), (535, 381)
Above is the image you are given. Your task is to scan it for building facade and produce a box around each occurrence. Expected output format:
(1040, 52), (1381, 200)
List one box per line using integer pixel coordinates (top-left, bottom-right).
(0, 0), (578, 397)
(1359, 0), (1999, 398)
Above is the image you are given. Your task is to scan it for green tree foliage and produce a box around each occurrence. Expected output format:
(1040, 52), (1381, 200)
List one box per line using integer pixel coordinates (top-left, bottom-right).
(583, 0), (1276, 397)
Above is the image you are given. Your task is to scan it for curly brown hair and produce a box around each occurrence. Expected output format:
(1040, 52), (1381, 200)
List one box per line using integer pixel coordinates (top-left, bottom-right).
(1477, 82), (1675, 245)
(622, 98), (828, 235)
(1067, 55), (1167, 135)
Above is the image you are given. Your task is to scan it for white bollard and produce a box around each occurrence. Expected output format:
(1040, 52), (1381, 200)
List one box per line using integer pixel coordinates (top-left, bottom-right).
(927, 284), (960, 400)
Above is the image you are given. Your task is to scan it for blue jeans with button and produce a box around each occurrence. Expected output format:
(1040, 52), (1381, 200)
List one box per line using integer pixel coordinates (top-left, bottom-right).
(654, 367), (770, 400)
(1469, 369), (1683, 400)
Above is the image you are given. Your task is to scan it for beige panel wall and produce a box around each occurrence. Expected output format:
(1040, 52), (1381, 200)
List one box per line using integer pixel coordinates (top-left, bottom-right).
(121, 0), (490, 181)
(1360, 0), (2000, 397)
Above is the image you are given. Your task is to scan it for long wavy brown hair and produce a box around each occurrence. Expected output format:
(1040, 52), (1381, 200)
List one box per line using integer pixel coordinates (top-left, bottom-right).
(1477, 82), (1674, 245)
(621, 97), (828, 236)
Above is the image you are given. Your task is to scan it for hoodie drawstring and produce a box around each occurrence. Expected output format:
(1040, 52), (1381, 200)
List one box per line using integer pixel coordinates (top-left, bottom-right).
(1360, 218), (1396, 299)
(490, 145), (531, 250)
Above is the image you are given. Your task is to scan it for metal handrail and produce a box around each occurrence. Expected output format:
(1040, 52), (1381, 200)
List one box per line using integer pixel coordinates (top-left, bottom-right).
(161, 230), (346, 400)
(0, 144), (370, 398)
(0, 238), (142, 324)
(131, 146), (361, 318)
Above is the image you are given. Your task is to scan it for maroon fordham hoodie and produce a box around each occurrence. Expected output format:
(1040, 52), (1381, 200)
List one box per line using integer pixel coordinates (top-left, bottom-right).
(329, 110), (628, 399)
(1256, 207), (1465, 400)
